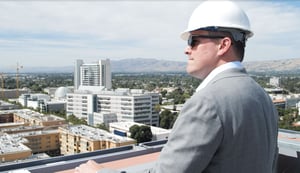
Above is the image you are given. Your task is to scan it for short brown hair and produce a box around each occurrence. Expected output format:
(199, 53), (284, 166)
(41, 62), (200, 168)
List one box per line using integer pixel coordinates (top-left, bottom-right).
(208, 31), (246, 61)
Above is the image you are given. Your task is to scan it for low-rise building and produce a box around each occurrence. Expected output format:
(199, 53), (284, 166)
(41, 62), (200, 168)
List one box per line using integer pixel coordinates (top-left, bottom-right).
(18, 93), (51, 109)
(59, 125), (136, 155)
(0, 88), (30, 99)
(11, 130), (60, 155)
(109, 122), (171, 141)
(39, 100), (66, 113)
(0, 100), (19, 110)
(93, 112), (118, 126)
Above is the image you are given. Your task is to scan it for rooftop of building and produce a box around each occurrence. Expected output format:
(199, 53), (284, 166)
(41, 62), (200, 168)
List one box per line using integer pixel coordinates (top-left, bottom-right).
(60, 125), (135, 143)
(0, 128), (58, 156)
(0, 133), (30, 155)
(0, 100), (15, 106)
(72, 88), (159, 97)
(109, 122), (171, 134)
(278, 129), (300, 157)
(9, 129), (59, 138)
(0, 123), (33, 132)
(0, 109), (65, 122)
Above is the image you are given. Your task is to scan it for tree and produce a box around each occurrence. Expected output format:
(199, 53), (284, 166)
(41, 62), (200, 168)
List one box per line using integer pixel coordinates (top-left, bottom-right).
(67, 115), (87, 125)
(278, 107), (300, 131)
(160, 109), (178, 129)
(129, 125), (152, 143)
(95, 123), (109, 131)
(160, 90), (167, 97)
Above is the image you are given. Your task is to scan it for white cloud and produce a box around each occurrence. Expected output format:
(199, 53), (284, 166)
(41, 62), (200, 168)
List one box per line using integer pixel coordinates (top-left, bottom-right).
(0, 1), (299, 68)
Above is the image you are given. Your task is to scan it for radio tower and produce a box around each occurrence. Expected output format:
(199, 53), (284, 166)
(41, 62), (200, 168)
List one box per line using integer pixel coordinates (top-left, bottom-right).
(16, 62), (23, 97)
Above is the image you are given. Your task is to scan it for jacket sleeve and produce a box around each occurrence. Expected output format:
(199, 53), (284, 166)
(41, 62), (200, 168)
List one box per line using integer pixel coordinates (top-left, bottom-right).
(155, 93), (223, 173)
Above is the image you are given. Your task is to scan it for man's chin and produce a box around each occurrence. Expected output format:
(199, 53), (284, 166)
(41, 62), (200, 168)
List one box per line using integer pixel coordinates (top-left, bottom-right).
(186, 69), (202, 79)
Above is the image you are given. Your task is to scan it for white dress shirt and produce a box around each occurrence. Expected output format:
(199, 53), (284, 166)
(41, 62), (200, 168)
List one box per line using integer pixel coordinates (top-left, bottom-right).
(196, 61), (244, 92)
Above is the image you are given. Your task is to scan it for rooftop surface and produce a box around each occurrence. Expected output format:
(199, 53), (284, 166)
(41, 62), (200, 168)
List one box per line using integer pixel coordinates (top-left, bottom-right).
(0, 109), (65, 122)
(110, 121), (171, 134)
(0, 133), (30, 155)
(61, 125), (135, 143)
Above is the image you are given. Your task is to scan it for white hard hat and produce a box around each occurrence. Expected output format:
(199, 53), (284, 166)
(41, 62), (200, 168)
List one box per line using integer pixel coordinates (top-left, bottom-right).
(181, 0), (253, 41)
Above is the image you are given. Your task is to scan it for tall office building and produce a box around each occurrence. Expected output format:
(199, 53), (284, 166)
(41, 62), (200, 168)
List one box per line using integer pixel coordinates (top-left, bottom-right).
(74, 59), (112, 90)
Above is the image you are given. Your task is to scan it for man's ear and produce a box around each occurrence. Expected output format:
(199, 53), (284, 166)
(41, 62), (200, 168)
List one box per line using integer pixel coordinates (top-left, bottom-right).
(217, 37), (231, 56)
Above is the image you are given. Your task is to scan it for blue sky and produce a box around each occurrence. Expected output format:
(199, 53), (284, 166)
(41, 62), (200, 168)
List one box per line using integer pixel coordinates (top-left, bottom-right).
(0, 1), (299, 69)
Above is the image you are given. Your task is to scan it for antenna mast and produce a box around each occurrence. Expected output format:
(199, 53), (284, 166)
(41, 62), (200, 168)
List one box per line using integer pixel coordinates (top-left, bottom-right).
(16, 62), (23, 97)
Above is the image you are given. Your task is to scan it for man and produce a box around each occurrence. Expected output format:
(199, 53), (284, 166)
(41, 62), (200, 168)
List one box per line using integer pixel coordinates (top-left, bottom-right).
(76, 1), (278, 172)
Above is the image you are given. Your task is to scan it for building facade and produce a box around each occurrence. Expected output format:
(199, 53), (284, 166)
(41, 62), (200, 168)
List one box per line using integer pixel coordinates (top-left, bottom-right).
(66, 89), (160, 127)
(10, 130), (60, 155)
(66, 92), (97, 120)
(74, 59), (112, 90)
(18, 93), (51, 109)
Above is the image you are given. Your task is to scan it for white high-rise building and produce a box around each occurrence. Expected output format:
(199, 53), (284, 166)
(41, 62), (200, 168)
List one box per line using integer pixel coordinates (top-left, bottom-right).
(269, 77), (280, 88)
(66, 89), (160, 127)
(96, 89), (160, 126)
(69, 59), (160, 127)
(66, 92), (96, 120)
(74, 59), (112, 91)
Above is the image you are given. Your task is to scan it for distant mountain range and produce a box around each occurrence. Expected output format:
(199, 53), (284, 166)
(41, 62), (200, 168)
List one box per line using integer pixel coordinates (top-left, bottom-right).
(2, 58), (300, 73)
(243, 59), (300, 73)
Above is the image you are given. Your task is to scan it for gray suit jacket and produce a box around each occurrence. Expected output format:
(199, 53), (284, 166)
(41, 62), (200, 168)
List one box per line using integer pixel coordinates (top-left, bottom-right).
(100, 68), (278, 173)
(155, 68), (278, 173)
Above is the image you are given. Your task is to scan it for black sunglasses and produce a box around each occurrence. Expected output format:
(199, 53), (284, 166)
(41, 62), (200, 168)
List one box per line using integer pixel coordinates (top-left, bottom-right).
(188, 35), (225, 47)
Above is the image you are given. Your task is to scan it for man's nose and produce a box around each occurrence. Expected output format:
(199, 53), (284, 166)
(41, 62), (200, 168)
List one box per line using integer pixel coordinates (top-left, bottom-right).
(184, 46), (192, 55)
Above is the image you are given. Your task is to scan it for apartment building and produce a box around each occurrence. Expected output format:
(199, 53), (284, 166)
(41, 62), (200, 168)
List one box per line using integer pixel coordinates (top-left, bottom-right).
(58, 125), (136, 155)
(10, 130), (60, 155)
(0, 110), (65, 160)
(74, 59), (112, 90)
(0, 128), (60, 163)
(67, 89), (160, 126)
(0, 133), (32, 163)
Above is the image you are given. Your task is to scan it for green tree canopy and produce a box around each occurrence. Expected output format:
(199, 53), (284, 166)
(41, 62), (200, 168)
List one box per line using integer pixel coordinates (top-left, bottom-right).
(160, 109), (178, 129)
(129, 125), (153, 143)
(67, 115), (87, 125)
(95, 123), (109, 131)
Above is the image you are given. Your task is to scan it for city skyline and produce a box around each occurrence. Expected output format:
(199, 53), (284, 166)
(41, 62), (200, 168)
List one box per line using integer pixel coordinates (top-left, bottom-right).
(0, 1), (300, 69)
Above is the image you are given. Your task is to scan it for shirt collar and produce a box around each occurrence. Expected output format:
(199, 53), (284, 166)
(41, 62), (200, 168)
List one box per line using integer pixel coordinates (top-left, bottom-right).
(195, 61), (244, 92)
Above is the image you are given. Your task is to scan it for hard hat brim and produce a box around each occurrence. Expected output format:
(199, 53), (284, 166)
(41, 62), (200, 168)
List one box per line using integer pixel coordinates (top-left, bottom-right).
(180, 31), (190, 41)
